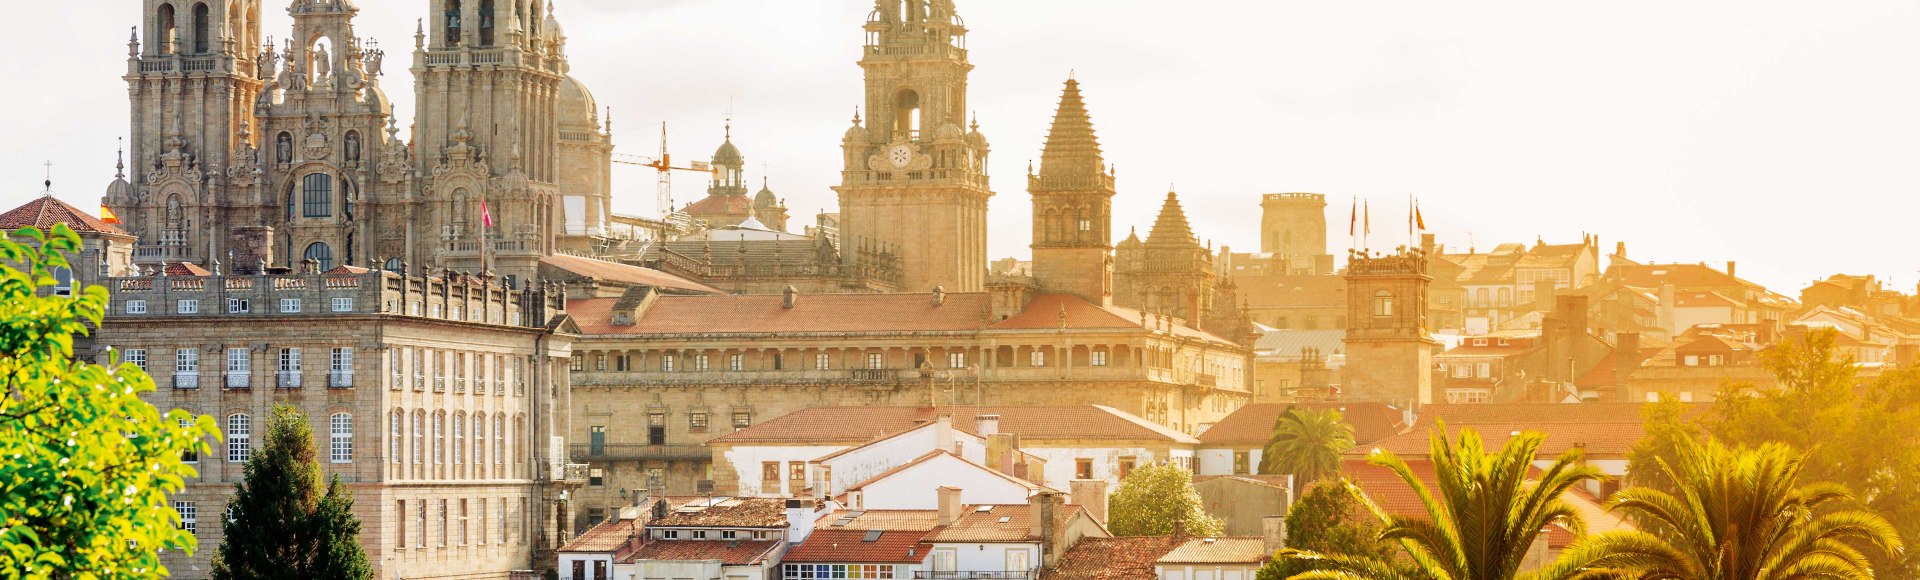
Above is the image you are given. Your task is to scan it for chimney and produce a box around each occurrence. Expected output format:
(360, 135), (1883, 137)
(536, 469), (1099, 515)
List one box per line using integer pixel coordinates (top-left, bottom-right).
(1658, 284), (1677, 337)
(936, 486), (963, 526)
(782, 285), (798, 309)
(1613, 332), (1640, 403)
(1029, 491), (1067, 567)
(1726, 261), (1737, 280)
(1614, 241), (1626, 258)
(986, 433), (1019, 474)
(976, 414), (1000, 438)
(1262, 515), (1287, 554)
(785, 498), (819, 544)
(1533, 278), (1556, 313)
(1068, 479), (1108, 524)
(932, 285), (946, 306)
(935, 415), (956, 453)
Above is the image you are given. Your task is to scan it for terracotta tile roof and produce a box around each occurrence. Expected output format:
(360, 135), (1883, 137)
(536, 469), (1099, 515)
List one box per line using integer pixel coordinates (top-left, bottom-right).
(1196, 403), (1407, 447)
(0, 196), (126, 235)
(1342, 460), (1624, 549)
(150, 261), (212, 277)
(621, 538), (782, 566)
(539, 253), (720, 294)
(1574, 347), (1663, 388)
(682, 193), (753, 217)
(1674, 291), (1740, 308)
(1046, 536), (1181, 580)
(992, 294), (1236, 345)
(1157, 537), (1270, 564)
(571, 291), (991, 336)
(560, 500), (658, 553)
(709, 405), (1199, 446)
(782, 528), (932, 564)
(1608, 263), (1756, 291)
(814, 510), (943, 531)
(924, 504), (1079, 543)
(845, 450), (1047, 494)
(649, 497), (788, 528)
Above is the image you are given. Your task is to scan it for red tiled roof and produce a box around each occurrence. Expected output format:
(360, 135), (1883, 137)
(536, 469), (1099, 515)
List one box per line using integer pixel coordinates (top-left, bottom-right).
(560, 500), (658, 553)
(845, 450), (1047, 493)
(1574, 347), (1662, 388)
(1157, 537), (1269, 564)
(154, 261), (212, 277)
(1608, 263), (1756, 291)
(1046, 536), (1181, 580)
(923, 504), (1086, 543)
(1353, 422), (1648, 460)
(709, 405), (1198, 446)
(1196, 403), (1407, 447)
(621, 539), (782, 566)
(992, 294), (1236, 344)
(0, 196), (126, 235)
(814, 510), (943, 531)
(650, 497), (788, 528)
(1674, 291), (1739, 308)
(540, 253), (720, 294)
(570, 292), (991, 336)
(782, 529), (932, 564)
(683, 193), (753, 217)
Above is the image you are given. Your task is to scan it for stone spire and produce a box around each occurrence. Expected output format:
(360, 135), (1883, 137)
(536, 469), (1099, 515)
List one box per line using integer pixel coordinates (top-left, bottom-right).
(1035, 78), (1103, 184)
(1146, 190), (1196, 246)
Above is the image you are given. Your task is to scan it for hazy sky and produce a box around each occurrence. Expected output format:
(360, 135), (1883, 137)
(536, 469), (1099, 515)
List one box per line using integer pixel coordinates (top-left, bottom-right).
(8, 1), (1919, 294)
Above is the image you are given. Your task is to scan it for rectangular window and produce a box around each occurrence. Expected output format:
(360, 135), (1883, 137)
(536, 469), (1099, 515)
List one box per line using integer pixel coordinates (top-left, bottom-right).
(594, 354), (606, 371)
(694, 354), (709, 371)
(227, 348), (249, 372)
(689, 413), (709, 433)
(477, 501), (488, 545)
(1091, 351), (1107, 366)
(330, 348), (353, 388)
(1476, 362), (1491, 378)
(303, 173), (333, 217)
(397, 500), (408, 548)
(692, 530), (708, 540)
(500, 498), (509, 544)
(1233, 451), (1250, 475)
(417, 502), (427, 548)
(331, 296), (353, 312)
(762, 462), (779, 484)
(732, 412), (751, 430)
(1118, 457), (1136, 480)
(439, 499), (448, 546)
(330, 413), (353, 463)
(948, 352), (966, 368)
(279, 298), (301, 313)
(279, 348), (303, 388)
(614, 355), (630, 372)
(177, 299), (198, 314)
(125, 300), (147, 314)
(728, 354), (743, 371)
(458, 499), (469, 545)
(789, 462), (806, 482)
(176, 348), (199, 373)
(816, 352), (830, 370)
(126, 348), (145, 369)
(228, 414), (251, 463)
(1075, 458), (1093, 480)
(661, 355), (675, 372)
(1031, 350), (1047, 367)
(227, 298), (250, 314)
(571, 356), (584, 372)
(866, 353), (883, 369)
(175, 501), (196, 533)
(179, 416), (198, 463)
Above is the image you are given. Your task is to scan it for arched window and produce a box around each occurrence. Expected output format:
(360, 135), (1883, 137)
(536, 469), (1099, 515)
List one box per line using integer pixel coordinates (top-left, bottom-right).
(1496, 287), (1512, 308)
(473, 412), (487, 469)
(445, 0), (463, 46)
(893, 89), (921, 137)
(453, 413), (466, 473)
(432, 412), (445, 465)
(157, 4), (177, 55)
(301, 173), (333, 217)
(478, 0), (496, 46)
(390, 410), (403, 468)
(227, 413), (251, 463)
(329, 413), (352, 463)
(512, 415), (524, 476)
(1373, 290), (1394, 317)
(411, 411), (425, 468)
(304, 243), (333, 271)
(191, 3), (210, 53)
(493, 415), (504, 467)
(275, 132), (293, 164)
(343, 131), (361, 162)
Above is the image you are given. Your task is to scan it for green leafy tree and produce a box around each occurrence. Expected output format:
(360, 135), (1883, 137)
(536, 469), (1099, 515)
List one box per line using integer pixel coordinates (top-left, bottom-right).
(0, 224), (216, 578)
(1281, 425), (1619, 580)
(1560, 437), (1903, 579)
(1259, 407), (1356, 494)
(211, 405), (370, 580)
(1107, 463), (1223, 537)
(1623, 397), (1700, 497)
(1256, 479), (1404, 580)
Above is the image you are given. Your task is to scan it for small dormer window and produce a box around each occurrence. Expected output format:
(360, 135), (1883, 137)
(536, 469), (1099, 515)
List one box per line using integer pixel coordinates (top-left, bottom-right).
(661, 530), (679, 540)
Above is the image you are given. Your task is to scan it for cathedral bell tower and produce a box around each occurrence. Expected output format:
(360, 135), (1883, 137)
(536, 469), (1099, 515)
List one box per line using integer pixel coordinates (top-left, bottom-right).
(117, 0), (265, 267)
(412, 0), (570, 281)
(834, 0), (992, 292)
(1342, 248), (1438, 408)
(1029, 78), (1115, 306)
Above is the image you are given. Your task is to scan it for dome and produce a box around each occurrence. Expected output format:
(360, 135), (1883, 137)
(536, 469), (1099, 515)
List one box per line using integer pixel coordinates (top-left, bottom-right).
(754, 183), (777, 208)
(843, 120), (869, 144)
(105, 177), (133, 200)
(967, 125), (988, 149)
(557, 75), (598, 129)
(712, 138), (744, 167)
(933, 122), (965, 142)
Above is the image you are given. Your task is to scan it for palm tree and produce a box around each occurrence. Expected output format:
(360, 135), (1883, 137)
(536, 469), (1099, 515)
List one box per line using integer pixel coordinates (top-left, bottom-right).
(1552, 438), (1904, 580)
(1280, 425), (1613, 580)
(1259, 407), (1356, 492)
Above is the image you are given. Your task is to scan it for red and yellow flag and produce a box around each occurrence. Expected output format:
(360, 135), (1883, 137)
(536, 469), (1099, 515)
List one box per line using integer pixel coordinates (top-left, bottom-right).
(100, 204), (121, 224)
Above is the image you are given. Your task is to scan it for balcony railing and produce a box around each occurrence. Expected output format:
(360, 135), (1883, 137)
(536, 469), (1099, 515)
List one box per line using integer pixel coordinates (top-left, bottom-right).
(174, 373), (200, 389)
(434, 376), (446, 392)
(277, 371), (302, 388)
(224, 372), (249, 389)
(329, 371), (353, 388)
(454, 377), (466, 392)
(413, 374), (426, 391)
(914, 572), (1036, 580)
(563, 463), (590, 484)
(568, 444), (709, 462)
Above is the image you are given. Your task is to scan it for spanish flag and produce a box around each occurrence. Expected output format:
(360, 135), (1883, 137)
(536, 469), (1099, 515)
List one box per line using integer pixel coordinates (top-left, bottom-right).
(100, 204), (121, 225)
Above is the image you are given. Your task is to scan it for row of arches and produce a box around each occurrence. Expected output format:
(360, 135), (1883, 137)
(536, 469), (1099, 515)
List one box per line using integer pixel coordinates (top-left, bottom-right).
(152, 1), (256, 57)
(1037, 205), (1104, 245)
(443, 0), (548, 49)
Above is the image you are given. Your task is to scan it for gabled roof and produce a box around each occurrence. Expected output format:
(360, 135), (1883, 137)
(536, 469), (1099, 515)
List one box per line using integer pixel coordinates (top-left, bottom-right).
(559, 499), (659, 553)
(1197, 403), (1407, 447)
(539, 253), (720, 294)
(1047, 536), (1182, 580)
(844, 450), (1050, 495)
(1157, 537), (1269, 565)
(682, 192), (753, 217)
(709, 405), (1200, 446)
(621, 539), (783, 566)
(813, 509), (943, 532)
(783, 528), (932, 564)
(0, 196), (126, 235)
(990, 293), (1236, 344)
(924, 504), (1088, 543)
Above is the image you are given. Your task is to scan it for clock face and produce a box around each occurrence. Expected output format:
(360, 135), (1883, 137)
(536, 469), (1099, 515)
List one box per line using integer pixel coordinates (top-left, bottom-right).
(889, 144), (913, 168)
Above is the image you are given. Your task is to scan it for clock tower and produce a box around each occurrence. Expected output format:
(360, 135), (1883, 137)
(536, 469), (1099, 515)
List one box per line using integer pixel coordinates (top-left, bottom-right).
(834, 0), (993, 292)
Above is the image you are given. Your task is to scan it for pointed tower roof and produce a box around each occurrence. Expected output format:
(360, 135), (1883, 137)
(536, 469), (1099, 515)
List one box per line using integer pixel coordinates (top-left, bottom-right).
(1146, 191), (1196, 247)
(1037, 78), (1104, 181)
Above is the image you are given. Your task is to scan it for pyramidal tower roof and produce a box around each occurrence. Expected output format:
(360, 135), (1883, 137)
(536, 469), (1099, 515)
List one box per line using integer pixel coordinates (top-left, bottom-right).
(1146, 190), (1196, 247)
(1037, 78), (1104, 181)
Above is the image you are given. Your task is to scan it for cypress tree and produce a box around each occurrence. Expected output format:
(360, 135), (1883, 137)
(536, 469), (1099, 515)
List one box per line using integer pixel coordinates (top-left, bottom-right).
(211, 405), (371, 580)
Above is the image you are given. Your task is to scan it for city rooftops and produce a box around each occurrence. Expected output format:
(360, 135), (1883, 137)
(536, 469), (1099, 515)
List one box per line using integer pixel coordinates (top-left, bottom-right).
(647, 496), (789, 529)
(708, 405), (1200, 446)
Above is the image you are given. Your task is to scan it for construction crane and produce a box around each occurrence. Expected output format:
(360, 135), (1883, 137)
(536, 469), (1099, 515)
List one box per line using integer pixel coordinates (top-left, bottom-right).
(613, 122), (715, 217)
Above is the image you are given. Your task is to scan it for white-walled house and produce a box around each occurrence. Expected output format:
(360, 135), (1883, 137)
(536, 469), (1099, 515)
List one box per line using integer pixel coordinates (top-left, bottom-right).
(921, 489), (1109, 577)
(815, 417), (988, 497)
(558, 500), (655, 580)
(846, 452), (1047, 510)
(1154, 538), (1270, 580)
(609, 497), (821, 580)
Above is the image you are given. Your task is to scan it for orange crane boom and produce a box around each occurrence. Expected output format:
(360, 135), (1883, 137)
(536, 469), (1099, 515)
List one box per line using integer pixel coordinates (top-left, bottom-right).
(612, 122), (716, 217)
